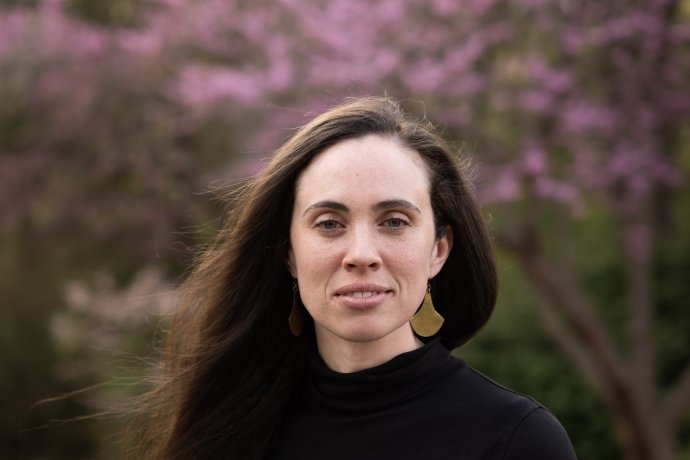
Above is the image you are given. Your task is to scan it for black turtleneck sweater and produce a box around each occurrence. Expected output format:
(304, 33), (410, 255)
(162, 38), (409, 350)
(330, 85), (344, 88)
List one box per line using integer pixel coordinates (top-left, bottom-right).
(268, 338), (577, 459)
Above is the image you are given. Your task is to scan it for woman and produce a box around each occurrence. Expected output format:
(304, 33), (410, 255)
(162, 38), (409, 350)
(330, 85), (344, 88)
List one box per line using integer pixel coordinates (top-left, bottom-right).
(134, 97), (576, 459)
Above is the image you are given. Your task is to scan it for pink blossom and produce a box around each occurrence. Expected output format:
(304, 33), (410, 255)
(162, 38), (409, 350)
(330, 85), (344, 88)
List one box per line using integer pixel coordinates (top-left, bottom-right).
(519, 90), (555, 113)
(533, 177), (579, 205)
(522, 144), (548, 176)
(562, 101), (617, 133)
(171, 64), (265, 109)
(621, 223), (652, 263)
(479, 167), (521, 204)
(527, 57), (573, 93)
(431, 0), (463, 15)
(116, 28), (165, 56)
(0, 10), (29, 56)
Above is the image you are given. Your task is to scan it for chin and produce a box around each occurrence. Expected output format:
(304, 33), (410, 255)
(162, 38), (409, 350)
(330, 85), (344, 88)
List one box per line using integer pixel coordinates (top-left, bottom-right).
(334, 323), (405, 344)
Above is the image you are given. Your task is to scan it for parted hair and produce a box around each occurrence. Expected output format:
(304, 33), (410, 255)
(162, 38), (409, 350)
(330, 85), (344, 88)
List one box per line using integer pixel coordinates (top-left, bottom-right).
(133, 97), (497, 459)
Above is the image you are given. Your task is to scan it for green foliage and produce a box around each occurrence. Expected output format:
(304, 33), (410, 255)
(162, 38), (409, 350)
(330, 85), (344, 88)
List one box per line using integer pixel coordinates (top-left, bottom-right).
(1, 0), (688, 457)
(654, 177), (690, 390)
(66, 0), (150, 26)
(0, 0), (38, 7)
(0, 5), (229, 456)
(457, 253), (621, 459)
(0, 235), (97, 458)
(460, 167), (690, 458)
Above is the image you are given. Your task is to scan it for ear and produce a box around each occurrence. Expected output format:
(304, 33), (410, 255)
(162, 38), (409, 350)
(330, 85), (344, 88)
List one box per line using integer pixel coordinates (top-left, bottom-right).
(429, 226), (453, 278)
(286, 248), (297, 278)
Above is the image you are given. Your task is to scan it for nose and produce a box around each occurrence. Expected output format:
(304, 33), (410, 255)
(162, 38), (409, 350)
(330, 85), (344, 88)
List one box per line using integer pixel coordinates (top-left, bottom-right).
(342, 225), (382, 271)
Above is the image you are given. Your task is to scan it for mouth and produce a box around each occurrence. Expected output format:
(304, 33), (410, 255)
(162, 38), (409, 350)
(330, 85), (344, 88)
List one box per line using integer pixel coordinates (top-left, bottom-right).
(335, 284), (392, 299)
(337, 291), (383, 299)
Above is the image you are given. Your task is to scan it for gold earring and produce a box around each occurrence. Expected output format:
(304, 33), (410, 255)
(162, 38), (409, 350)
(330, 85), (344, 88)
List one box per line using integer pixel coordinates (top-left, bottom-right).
(410, 284), (444, 337)
(289, 282), (303, 336)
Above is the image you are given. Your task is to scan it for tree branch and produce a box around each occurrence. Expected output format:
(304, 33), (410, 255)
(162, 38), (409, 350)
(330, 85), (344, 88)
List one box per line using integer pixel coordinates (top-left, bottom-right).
(618, 212), (657, 411)
(531, 295), (610, 400)
(662, 361), (690, 429)
(500, 227), (633, 402)
(504, 228), (667, 459)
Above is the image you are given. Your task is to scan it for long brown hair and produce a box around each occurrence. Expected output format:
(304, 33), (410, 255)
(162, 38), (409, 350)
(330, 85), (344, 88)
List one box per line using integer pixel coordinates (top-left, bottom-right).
(133, 97), (497, 459)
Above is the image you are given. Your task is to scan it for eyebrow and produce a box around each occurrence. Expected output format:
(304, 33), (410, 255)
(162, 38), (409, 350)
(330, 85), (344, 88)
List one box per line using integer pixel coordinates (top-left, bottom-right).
(302, 199), (421, 216)
(303, 200), (349, 216)
(374, 199), (422, 214)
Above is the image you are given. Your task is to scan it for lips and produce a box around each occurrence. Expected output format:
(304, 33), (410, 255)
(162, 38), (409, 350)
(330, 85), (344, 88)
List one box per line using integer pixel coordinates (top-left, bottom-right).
(335, 284), (390, 297)
(334, 284), (392, 308)
(341, 291), (379, 298)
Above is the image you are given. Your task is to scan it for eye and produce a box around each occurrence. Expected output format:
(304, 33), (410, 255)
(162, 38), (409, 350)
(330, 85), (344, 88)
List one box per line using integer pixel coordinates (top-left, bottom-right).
(316, 219), (343, 231)
(383, 217), (410, 228)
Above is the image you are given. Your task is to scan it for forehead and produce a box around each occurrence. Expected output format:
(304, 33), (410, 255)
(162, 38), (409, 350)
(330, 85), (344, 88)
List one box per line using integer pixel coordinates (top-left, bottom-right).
(294, 135), (431, 199)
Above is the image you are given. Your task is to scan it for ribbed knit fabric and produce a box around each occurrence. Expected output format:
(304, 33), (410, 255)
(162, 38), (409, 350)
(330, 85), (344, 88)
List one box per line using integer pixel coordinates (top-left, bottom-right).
(267, 338), (577, 459)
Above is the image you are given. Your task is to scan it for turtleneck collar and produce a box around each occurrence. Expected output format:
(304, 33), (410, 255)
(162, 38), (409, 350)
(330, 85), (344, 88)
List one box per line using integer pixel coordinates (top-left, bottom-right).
(302, 337), (465, 414)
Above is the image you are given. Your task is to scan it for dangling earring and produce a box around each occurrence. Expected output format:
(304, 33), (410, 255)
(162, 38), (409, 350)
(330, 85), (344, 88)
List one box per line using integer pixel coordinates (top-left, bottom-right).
(289, 281), (303, 336)
(410, 283), (444, 337)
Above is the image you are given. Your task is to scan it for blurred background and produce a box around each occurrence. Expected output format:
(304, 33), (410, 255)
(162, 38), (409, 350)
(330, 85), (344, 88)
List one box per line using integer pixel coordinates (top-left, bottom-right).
(1, 0), (689, 458)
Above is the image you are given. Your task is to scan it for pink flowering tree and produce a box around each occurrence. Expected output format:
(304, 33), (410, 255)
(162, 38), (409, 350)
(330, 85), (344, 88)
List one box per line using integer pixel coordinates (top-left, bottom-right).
(148, 2), (689, 457)
(1, 0), (688, 458)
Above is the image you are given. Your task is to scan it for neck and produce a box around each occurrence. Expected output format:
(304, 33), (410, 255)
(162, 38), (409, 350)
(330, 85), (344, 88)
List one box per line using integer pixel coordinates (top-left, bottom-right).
(314, 326), (424, 373)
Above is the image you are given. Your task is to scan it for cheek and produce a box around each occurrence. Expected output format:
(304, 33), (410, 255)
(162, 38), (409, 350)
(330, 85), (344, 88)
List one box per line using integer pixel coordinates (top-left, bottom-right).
(288, 230), (310, 273)
(405, 250), (439, 282)
(286, 250), (297, 278)
(291, 240), (330, 281)
(385, 238), (434, 267)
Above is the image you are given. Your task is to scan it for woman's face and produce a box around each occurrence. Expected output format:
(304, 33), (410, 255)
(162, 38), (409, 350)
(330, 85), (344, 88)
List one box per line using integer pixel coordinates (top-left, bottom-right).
(288, 135), (452, 356)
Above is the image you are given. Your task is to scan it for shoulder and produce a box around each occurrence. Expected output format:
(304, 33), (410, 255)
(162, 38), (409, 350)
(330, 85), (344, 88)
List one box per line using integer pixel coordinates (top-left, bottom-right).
(437, 360), (542, 417)
(433, 359), (577, 459)
(503, 406), (578, 459)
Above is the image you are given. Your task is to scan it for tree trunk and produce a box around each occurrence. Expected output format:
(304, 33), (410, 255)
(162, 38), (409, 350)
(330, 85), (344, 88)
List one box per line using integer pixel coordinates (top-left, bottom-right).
(505, 230), (682, 460)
